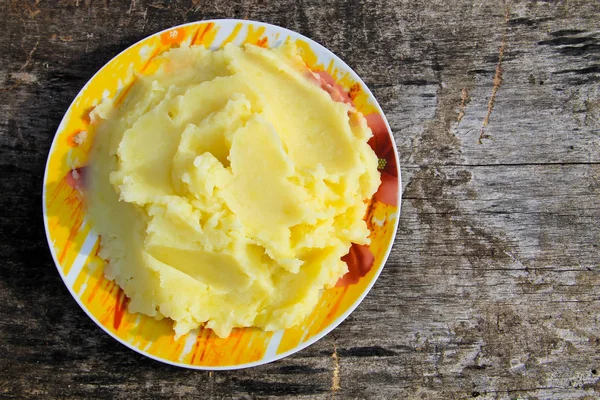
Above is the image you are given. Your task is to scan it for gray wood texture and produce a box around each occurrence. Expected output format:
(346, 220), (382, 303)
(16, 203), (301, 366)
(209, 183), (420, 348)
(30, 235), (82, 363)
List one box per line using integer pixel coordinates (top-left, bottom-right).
(1, 0), (599, 399)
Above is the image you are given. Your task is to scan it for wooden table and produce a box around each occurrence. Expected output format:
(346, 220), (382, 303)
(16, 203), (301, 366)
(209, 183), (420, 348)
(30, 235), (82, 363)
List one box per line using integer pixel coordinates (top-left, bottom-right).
(2, 1), (599, 398)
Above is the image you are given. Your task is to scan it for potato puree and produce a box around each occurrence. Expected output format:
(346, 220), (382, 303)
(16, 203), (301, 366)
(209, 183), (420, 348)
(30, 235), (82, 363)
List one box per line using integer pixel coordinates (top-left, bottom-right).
(86, 42), (380, 338)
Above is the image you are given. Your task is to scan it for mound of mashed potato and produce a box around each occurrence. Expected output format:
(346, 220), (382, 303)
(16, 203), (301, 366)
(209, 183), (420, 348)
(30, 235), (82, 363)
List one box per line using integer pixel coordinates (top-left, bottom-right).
(86, 42), (380, 338)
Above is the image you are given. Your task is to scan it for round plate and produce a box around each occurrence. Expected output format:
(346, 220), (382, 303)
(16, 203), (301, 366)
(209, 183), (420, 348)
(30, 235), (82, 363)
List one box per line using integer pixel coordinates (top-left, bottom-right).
(42, 19), (401, 369)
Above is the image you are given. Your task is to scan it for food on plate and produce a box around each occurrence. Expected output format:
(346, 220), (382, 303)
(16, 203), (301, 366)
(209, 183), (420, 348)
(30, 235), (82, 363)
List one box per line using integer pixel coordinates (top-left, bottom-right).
(85, 41), (380, 338)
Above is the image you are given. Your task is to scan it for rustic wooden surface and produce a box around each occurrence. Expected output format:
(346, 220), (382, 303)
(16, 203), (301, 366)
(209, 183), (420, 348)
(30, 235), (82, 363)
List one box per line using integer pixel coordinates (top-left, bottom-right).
(1, 0), (599, 398)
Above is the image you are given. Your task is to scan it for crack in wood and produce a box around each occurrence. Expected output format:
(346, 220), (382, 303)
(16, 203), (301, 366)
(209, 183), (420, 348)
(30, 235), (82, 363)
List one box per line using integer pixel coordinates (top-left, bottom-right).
(456, 87), (470, 124)
(207, 371), (214, 399)
(331, 339), (341, 392)
(0, 80), (22, 92)
(479, 2), (511, 144)
(20, 38), (39, 72)
(9, 0), (41, 19)
(1, 38), (40, 92)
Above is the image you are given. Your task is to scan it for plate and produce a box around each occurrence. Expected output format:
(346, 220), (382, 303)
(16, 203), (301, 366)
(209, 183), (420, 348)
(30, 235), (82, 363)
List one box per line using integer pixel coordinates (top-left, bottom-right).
(42, 19), (401, 369)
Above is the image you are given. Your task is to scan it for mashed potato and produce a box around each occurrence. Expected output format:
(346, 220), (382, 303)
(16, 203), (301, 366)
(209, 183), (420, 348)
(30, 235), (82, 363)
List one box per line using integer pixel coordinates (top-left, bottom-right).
(86, 42), (380, 338)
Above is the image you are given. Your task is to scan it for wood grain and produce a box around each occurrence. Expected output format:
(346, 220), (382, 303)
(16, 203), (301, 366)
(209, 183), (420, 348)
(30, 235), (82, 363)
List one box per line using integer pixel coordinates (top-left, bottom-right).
(1, 0), (599, 398)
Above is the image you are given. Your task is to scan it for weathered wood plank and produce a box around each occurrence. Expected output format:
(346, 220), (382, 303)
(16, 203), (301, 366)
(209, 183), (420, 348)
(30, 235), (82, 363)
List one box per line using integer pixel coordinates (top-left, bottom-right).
(1, 0), (599, 399)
